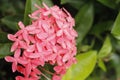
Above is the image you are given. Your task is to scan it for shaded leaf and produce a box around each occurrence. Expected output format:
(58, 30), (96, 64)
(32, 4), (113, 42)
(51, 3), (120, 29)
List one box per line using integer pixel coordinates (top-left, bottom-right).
(0, 30), (10, 43)
(0, 43), (12, 58)
(98, 36), (112, 58)
(111, 12), (120, 40)
(90, 21), (113, 38)
(1, 16), (19, 31)
(75, 3), (94, 48)
(61, 0), (84, 10)
(62, 51), (97, 80)
(97, 0), (117, 9)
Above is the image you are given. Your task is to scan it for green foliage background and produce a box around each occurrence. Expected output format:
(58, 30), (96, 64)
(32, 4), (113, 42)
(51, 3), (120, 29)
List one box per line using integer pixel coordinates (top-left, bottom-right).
(0, 0), (120, 80)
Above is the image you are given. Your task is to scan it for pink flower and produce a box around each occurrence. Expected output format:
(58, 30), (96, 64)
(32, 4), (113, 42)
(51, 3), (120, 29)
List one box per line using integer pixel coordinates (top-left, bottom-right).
(5, 49), (27, 72)
(5, 3), (77, 80)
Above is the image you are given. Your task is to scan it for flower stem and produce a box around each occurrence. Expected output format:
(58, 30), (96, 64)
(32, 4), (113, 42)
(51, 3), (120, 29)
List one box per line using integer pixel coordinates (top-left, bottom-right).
(39, 66), (54, 75)
(41, 72), (51, 80)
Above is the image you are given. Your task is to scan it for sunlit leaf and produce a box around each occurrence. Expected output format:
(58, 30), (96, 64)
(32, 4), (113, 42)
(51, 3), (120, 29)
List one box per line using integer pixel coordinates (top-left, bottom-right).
(98, 36), (112, 58)
(75, 3), (94, 48)
(111, 12), (120, 40)
(98, 59), (107, 72)
(62, 51), (97, 80)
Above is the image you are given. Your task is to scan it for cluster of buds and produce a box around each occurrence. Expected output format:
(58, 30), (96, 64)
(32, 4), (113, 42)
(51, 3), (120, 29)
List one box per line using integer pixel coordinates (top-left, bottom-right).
(5, 3), (77, 80)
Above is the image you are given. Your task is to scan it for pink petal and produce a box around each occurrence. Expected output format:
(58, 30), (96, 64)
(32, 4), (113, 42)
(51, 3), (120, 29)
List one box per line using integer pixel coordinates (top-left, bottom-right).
(22, 31), (30, 44)
(29, 53), (40, 58)
(36, 43), (42, 52)
(63, 54), (70, 62)
(19, 41), (27, 49)
(18, 58), (28, 64)
(56, 30), (63, 36)
(11, 41), (19, 52)
(52, 75), (61, 80)
(26, 45), (35, 52)
(26, 63), (32, 77)
(14, 49), (21, 58)
(18, 21), (25, 29)
(14, 30), (23, 37)
(36, 32), (48, 40)
(8, 34), (16, 41)
(12, 62), (17, 72)
(5, 56), (15, 62)
(41, 21), (50, 32)
(56, 20), (63, 28)
(43, 2), (49, 10)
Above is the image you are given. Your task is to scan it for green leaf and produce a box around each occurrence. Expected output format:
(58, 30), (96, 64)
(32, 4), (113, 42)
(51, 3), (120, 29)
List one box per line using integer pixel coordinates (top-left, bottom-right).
(0, 43), (12, 58)
(97, 0), (117, 9)
(111, 12), (120, 40)
(0, 30), (10, 43)
(62, 51), (97, 80)
(90, 21), (113, 39)
(98, 59), (107, 72)
(75, 3), (94, 48)
(61, 0), (83, 10)
(1, 16), (19, 31)
(98, 36), (112, 58)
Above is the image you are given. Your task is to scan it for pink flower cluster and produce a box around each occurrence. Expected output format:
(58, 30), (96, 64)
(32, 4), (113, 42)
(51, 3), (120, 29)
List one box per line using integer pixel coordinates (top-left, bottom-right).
(5, 3), (77, 80)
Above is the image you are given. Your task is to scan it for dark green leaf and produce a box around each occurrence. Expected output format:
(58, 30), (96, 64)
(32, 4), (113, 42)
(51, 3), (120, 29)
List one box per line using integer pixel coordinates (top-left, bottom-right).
(62, 51), (97, 80)
(97, 0), (117, 9)
(111, 12), (120, 40)
(61, 0), (83, 10)
(98, 36), (112, 58)
(0, 30), (10, 43)
(1, 16), (19, 31)
(90, 21), (113, 38)
(75, 3), (94, 48)
(0, 43), (12, 58)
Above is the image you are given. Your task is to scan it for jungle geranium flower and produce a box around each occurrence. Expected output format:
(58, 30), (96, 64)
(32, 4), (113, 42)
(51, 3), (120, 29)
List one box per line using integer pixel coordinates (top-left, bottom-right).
(5, 3), (78, 80)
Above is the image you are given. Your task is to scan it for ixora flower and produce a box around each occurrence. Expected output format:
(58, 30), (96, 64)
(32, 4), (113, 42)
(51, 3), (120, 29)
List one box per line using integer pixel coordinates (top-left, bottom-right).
(5, 3), (78, 80)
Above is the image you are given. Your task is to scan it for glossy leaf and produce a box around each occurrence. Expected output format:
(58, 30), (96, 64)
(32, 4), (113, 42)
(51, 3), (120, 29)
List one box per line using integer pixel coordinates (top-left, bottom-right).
(0, 43), (12, 58)
(111, 12), (120, 40)
(62, 51), (97, 80)
(98, 36), (112, 58)
(97, 0), (117, 9)
(75, 3), (94, 48)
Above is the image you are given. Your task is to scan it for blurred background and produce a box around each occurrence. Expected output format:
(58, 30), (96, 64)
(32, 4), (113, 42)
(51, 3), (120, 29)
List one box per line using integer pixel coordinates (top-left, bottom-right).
(0, 0), (120, 80)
